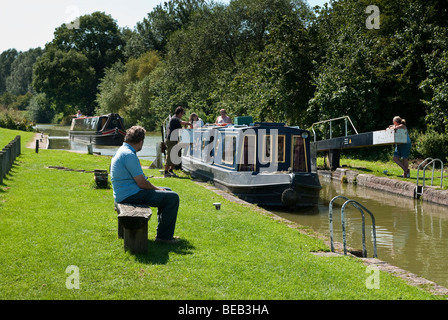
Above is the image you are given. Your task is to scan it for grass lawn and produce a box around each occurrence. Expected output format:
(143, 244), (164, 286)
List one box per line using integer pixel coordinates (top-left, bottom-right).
(317, 154), (448, 190)
(0, 128), (443, 300)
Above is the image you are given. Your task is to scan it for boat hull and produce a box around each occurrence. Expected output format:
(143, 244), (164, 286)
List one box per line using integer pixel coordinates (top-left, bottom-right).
(69, 113), (125, 146)
(182, 156), (321, 208)
(69, 130), (125, 146)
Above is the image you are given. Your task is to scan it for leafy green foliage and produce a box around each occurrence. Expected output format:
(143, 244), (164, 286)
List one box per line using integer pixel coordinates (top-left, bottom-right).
(32, 48), (96, 116)
(1, 0), (448, 149)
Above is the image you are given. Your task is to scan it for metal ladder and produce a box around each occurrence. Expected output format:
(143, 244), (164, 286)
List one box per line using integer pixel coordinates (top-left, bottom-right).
(415, 158), (444, 198)
(329, 196), (378, 258)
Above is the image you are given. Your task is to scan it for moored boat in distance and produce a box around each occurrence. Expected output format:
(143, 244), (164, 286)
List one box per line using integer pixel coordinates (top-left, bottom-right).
(69, 113), (126, 146)
(178, 118), (322, 208)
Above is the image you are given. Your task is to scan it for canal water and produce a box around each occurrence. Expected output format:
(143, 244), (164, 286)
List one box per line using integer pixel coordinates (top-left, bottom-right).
(35, 124), (161, 161)
(275, 178), (448, 289)
(37, 124), (448, 289)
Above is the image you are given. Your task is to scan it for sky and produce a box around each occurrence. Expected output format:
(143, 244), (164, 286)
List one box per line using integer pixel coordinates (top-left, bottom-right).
(0, 0), (329, 53)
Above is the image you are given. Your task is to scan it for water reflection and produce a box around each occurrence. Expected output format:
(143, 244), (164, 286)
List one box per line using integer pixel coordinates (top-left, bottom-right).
(36, 124), (161, 160)
(275, 178), (448, 289)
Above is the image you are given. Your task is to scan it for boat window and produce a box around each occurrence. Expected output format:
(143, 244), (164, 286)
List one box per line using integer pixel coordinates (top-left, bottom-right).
(99, 117), (107, 130)
(192, 131), (202, 159)
(262, 135), (285, 163)
(277, 135), (285, 163)
(214, 133), (221, 161)
(201, 134), (214, 162)
(292, 136), (308, 172)
(239, 135), (256, 171)
(222, 135), (236, 165)
(262, 135), (272, 163)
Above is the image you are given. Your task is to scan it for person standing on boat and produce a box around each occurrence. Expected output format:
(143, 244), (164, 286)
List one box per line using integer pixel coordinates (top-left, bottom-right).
(165, 106), (190, 177)
(111, 126), (181, 244)
(215, 109), (232, 125)
(189, 113), (204, 128)
(388, 116), (412, 178)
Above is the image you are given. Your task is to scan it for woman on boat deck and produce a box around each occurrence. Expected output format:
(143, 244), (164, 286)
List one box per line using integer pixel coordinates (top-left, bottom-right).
(189, 113), (204, 128)
(388, 116), (412, 178)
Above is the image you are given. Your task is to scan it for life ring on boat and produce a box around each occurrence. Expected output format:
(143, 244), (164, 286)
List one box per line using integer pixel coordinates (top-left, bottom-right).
(282, 188), (298, 207)
(215, 123), (228, 126)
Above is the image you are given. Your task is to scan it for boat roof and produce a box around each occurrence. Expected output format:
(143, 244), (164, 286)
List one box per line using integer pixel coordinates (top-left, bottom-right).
(198, 122), (305, 132)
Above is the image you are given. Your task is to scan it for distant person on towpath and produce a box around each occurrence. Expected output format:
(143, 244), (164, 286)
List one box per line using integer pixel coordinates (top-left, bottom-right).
(387, 116), (412, 178)
(110, 125), (181, 244)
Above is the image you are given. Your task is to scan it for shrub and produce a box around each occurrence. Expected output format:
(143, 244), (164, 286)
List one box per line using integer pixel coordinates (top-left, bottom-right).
(414, 131), (448, 162)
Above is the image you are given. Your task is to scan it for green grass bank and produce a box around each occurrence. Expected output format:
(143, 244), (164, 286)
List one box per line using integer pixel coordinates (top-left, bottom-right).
(0, 128), (443, 300)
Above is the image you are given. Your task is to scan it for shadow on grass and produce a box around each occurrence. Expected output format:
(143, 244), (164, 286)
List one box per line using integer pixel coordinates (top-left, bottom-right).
(0, 165), (19, 192)
(135, 238), (195, 265)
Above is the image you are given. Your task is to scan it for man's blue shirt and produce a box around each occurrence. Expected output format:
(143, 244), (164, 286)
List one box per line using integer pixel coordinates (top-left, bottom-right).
(110, 143), (144, 203)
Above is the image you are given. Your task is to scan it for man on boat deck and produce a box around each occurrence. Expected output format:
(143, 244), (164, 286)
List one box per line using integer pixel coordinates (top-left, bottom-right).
(215, 109), (232, 125)
(110, 126), (180, 244)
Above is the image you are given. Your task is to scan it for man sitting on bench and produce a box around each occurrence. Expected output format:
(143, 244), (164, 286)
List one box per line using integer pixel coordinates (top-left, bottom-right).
(111, 126), (180, 244)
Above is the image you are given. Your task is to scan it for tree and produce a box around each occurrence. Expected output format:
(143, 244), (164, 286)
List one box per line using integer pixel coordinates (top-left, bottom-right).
(6, 48), (43, 95)
(27, 93), (55, 123)
(162, 0), (313, 122)
(96, 51), (162, 130)
(32, 48), (96, 115)
(34, 11), (125, 116)
(136, 0), (206, 53)
(0, 49), (19, 94)
(49, 11), (124, 78)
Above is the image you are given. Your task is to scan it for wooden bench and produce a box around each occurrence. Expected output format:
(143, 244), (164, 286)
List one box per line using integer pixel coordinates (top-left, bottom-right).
(114, 202), (152, 254)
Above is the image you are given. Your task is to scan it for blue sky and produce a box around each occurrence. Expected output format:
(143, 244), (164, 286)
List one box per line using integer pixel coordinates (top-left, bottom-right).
(0, 0), (329, 53)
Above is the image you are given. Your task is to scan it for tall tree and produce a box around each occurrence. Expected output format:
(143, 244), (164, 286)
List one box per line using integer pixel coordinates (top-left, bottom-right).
(308, 0), (443, 132)
(0, 49), (19, 94)
(32, 48), (96, 115)
(6, 48), (43, 95)
(136, 0), (205, 53)
(49, 11), (124, 78)
(34, 12), (124, 115)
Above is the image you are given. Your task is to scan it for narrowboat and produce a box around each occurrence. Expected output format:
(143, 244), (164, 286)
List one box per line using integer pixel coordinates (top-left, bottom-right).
(178, 119), (322, 208)
(69, 113), (126, 146)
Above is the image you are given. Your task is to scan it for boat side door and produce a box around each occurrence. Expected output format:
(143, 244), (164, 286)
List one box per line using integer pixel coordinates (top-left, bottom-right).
(291, 134), (309, 172)
(213, 130), (238, 170)
(238, 132), (256, 172)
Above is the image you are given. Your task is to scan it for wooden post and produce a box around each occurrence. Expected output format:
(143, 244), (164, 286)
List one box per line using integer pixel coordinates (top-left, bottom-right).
(0, 152), (3, 185)
(35, 139), (39, 153)
(16, 135), (21, 156)
(0, 151), (6, 179)
(4, 146), (11, 173)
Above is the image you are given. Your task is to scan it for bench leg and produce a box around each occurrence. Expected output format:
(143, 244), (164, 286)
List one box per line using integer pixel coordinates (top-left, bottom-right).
(123, 223), (148, 254)
(118, 220), (124, 239)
